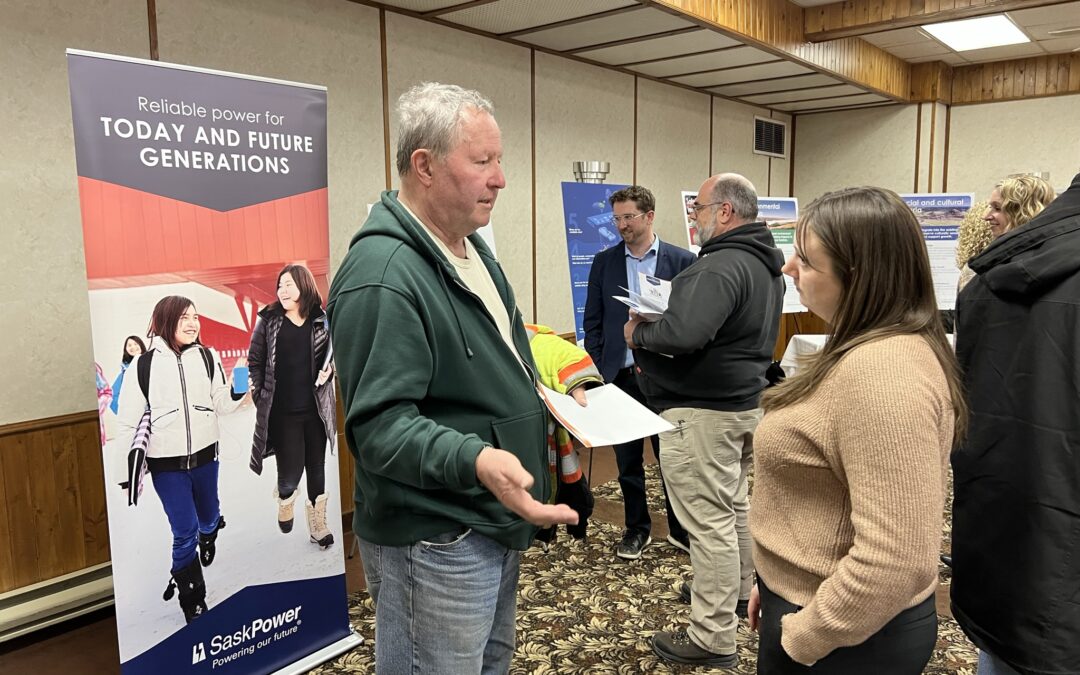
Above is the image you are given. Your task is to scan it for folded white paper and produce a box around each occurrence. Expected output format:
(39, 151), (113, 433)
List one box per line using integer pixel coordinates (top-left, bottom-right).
(537, 384), (674, 448)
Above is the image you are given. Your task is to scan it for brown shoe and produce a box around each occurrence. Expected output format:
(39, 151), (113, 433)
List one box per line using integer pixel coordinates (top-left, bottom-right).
(651, 628), (737, 667)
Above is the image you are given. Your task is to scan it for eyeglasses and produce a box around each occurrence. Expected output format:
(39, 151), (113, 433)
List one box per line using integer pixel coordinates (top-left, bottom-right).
(610, 212), (649, 224)
(689, 201), (724, 213)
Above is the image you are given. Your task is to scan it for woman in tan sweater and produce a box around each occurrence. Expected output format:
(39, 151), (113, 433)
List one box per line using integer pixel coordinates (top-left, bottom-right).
(748, 186), (967, 673)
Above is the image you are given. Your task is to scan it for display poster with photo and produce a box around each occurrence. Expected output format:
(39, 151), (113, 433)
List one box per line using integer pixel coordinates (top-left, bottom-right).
(901, 193), (973, 311)
(68, 49), (359, 675)
(561, 181), (629, 343)
(681, 191), (804, 313)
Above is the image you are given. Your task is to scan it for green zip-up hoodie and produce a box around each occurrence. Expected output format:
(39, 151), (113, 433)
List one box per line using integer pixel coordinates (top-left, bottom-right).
(327, 190), (547, 551)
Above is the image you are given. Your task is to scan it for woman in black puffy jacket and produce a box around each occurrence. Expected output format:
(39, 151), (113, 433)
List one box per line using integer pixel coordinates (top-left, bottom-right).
(248, 263), (336, 549)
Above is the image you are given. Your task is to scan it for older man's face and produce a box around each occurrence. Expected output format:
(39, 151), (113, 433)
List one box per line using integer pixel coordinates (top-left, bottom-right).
(429, 109), (506, 235)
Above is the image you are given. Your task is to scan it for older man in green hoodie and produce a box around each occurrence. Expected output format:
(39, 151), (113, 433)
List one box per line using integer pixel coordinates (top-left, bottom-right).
(327, 83), (576, 674)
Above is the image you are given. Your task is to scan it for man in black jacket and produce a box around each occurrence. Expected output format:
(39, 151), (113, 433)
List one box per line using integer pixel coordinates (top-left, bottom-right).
(626, 173), (784, 668)
(953, 172), (1080, 675)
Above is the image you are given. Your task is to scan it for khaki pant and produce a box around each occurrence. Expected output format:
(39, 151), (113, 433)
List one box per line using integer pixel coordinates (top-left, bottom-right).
(659, 407), (761, 655)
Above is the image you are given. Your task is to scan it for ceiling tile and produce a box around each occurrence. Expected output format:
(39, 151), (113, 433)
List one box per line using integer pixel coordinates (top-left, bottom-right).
(441, 0), (636, 35)
(1038, 34), (1080, 52)
(774, 93), (889, 111)
(629, 46), (776, 77)
(710, 73), (840, 96)
(376, 0), (476, 10)
(580, 30), (740, 65)
(861, 27), (934, 47)
(793, 102), (899, 114)
(517, 7), (693, 51)
(1024, 21), (1080, 40)
(938, 52), (970, 66)
(742, 84), (865, 104)
(885, 41), (952, 59)
(960, 41), (1048, 63)
(671, 60), (812, 87)
(1009, 3), (1080, 28)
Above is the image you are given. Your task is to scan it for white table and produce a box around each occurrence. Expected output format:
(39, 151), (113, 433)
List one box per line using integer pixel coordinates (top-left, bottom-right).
(780, 333), (954, 378)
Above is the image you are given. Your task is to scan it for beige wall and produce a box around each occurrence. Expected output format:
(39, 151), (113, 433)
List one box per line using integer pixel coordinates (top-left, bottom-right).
(635, 78), (710, 254)
(385, 13), (535, 320)
(792, 95), (1080, 209)
(1, 0), (149, 424)
(947, 94), (1080, 196)
(533, 53), (635, 333)
(793, 105), (919, 204)
(5, 0), (889, 425)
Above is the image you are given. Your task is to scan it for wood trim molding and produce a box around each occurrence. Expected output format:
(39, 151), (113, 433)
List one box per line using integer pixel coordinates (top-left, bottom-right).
(928, 101), (937, 192)
(146, 0), (158, 61)
(500, 5), (643, 38)
(633, 76), (639, 184)
(423, 0), (500, 18)
(943, 103), (952, 191)
(0, 410), (99, 438)
(914, 102), (923, 193)
(567, 26), (700, 55)
(531, 49), (538, 323)
(806, 0), (1074, 42)
(617, 44), (745, 68)
(379, 8), (391, 190)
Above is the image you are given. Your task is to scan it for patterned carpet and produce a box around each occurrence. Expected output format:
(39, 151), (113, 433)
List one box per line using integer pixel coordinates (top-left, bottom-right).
(313, 466), (977, 674)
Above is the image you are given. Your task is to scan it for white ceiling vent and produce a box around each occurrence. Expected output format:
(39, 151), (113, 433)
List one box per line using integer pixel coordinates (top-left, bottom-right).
(754, 116), (787, 158)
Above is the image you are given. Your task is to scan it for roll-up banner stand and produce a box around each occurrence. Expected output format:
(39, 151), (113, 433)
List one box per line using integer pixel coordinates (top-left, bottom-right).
(67, 49), (360, 674)
(561, 182), (630, 344)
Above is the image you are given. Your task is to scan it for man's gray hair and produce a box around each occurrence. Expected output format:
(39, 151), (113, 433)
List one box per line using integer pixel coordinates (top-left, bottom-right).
(395, 82), (494, 177)
(710, 173), (759, 222)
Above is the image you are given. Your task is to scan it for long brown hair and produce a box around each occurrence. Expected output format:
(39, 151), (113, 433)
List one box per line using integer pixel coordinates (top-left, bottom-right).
(761, 186), (967, 443)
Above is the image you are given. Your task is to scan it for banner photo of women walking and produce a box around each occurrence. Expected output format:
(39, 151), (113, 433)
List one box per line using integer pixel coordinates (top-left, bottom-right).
(67, 50), (359, 675)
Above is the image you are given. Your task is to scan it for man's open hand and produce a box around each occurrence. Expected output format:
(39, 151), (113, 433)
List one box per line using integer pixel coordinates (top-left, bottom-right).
(476, 447), (579, 527)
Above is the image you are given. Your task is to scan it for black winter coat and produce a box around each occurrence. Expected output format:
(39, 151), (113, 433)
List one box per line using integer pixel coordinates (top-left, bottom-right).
(952, 172), (1080, 675)
(248, 304), (336, 475)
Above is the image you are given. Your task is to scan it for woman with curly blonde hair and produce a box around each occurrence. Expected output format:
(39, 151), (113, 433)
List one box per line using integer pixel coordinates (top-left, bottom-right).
(984, 175), (1056, 240)
(955, 201), (993, 292)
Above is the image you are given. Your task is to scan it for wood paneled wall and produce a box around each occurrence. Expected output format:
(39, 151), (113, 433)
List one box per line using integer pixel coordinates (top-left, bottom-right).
(952, 53), (1080, 104)
(805, 0), (1074, 40)
(912, 61), (954, 103)
(0, 412), (110, 593)
(650, 0), (911, 100)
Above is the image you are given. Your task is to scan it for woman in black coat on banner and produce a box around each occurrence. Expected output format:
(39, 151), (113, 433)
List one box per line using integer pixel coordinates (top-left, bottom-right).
(248, 263), (336, 549)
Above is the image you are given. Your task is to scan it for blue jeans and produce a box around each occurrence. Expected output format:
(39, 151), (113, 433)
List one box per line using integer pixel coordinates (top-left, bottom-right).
(151, 461), (220, 572)
(358, 529), (519, 675)
(978, 650), (1022, 675)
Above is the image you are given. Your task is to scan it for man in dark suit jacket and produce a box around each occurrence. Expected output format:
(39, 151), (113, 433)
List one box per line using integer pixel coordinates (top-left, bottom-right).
(583, 185), (696, 560)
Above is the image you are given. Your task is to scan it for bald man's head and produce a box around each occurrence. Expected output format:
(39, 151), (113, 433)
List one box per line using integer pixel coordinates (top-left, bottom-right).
(708, 173), (758, 224)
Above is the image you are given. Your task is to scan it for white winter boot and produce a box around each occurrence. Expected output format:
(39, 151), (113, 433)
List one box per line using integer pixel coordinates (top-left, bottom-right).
(306, 494), (334, 549)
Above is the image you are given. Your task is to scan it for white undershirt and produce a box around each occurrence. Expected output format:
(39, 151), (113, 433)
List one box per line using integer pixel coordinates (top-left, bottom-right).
(400, 202), (523, 364)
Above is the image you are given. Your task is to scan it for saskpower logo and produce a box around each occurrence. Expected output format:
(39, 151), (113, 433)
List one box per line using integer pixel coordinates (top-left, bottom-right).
(196, 605), (302, 668)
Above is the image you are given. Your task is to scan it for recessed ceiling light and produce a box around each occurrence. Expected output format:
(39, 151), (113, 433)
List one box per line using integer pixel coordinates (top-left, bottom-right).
(1048, 26), (1080, 36)
(923, 15), (1030, 51)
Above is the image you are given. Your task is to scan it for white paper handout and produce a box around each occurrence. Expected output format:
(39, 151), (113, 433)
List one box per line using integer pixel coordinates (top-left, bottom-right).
(612, 272), (672, 322)
(537, 384), (674, 448)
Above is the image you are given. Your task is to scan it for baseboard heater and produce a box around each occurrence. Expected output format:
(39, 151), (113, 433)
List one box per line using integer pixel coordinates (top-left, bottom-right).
(0, 563), (114, 643)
